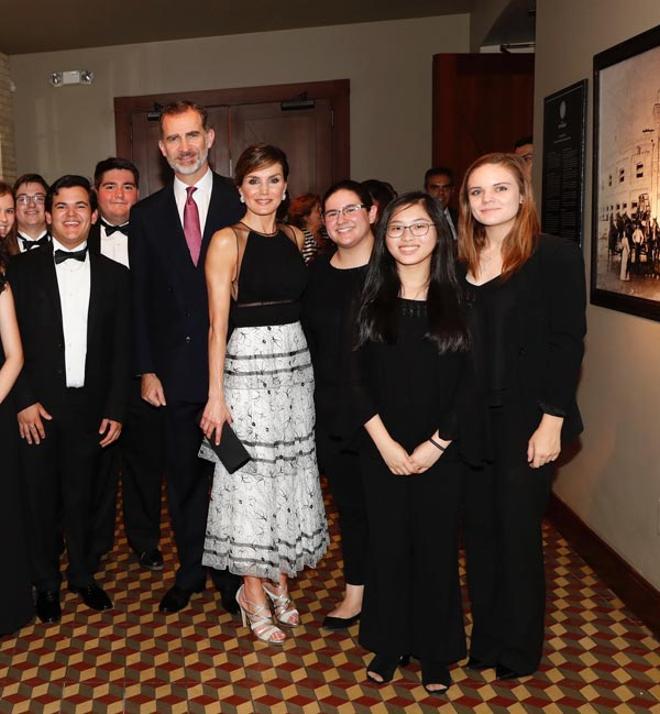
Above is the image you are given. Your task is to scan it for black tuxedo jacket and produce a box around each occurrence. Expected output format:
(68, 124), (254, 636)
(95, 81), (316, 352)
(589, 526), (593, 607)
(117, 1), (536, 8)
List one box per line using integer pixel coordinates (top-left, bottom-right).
(87, 222), (102, 256)
(129, 172), (243, 403)
(8, 244), (131, 422)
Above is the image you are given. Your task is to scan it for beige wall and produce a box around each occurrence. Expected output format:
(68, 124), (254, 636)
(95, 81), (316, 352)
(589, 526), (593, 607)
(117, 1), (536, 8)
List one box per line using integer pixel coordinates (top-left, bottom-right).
(9, 14), (469, 192)
(535, 0), (660, 589)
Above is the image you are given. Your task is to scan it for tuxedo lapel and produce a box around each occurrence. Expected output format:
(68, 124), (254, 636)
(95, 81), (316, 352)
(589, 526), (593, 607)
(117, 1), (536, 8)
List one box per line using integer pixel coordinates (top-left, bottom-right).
(203, 174), (223, 245)
(87, 250), (101, 343)
(38, 246), (65, 341)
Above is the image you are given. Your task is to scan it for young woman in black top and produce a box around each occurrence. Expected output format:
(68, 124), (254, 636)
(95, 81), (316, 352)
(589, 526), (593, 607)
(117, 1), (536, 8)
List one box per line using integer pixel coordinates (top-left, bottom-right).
(458, 153), (586, 679)
(303, 180), (377, 629)
(352, 192), (472, 693)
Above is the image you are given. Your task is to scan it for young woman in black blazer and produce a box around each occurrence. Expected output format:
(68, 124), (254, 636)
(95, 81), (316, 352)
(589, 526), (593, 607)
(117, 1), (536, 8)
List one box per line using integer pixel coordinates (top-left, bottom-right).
(458, 153), (586, 679)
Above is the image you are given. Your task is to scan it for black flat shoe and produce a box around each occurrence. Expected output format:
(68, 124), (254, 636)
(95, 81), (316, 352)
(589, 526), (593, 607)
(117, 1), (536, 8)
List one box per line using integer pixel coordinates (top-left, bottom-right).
(496, 663), (525, 680)
(71, 583), (113, 611)
(421, 660), (451, 695)
(322, 612), (360, 630)
(159, 584), (202, 613)
(137, 549), (164, 571)
(466, 656), (495, 671)
(366, 654), (410, 685)
(36, 590), (61, 624)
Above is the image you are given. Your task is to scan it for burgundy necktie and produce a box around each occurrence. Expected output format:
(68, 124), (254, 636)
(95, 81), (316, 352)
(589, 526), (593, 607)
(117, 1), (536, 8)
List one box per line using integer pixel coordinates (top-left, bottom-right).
(183, 186), (202, 266)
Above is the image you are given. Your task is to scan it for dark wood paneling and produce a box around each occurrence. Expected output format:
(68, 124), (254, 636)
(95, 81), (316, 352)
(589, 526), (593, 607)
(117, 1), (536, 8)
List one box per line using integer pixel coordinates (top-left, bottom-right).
(432, 53), (534, 190)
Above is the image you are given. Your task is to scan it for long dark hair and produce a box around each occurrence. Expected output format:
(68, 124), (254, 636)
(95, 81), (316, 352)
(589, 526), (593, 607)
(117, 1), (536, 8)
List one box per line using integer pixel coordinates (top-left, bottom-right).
(356, 191), (469, 354)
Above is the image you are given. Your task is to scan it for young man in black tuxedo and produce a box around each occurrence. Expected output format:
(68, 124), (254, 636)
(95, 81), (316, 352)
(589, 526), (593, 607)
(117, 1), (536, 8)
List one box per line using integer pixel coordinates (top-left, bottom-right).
(130, 101), (243, 614)
(9, 175), (130, 623)
(13, 173), (51, 252)
(88, 157), (164, 573)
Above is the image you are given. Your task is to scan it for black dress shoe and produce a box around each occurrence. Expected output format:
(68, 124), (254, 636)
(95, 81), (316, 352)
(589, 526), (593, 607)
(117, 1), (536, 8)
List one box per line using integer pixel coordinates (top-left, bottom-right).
(496, 663), (526, 680)
(466, 656), (495, 671)
(322, 612), (361, 630)
(71, 583), (113, 611)
(216, 582), (240, 615)
(159, 584), (202, 613)
(137, 549), (164, 571)
(36, 590), (61, 624)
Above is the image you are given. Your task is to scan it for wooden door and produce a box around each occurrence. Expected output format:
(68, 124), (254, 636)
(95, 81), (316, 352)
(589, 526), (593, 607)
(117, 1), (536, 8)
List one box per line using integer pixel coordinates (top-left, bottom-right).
(115, 80), (350, 198)
(229, 100), (333, 198)
(128, 106), (230, 197)
(432, 53), (535, 191)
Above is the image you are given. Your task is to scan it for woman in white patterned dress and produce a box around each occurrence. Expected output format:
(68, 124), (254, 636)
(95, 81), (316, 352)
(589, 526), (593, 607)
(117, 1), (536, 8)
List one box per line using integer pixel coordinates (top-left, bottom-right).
(200, 144), (328, 644)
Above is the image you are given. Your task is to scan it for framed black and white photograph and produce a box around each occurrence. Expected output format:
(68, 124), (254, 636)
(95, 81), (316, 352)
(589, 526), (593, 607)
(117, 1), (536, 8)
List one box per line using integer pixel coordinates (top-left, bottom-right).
(591, 24), (660, 321)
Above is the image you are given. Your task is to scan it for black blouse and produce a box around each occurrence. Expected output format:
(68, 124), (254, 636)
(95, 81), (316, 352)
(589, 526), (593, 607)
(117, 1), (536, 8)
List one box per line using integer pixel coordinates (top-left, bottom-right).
(351, 299), (469, 454)
(302, 254), (367, 438)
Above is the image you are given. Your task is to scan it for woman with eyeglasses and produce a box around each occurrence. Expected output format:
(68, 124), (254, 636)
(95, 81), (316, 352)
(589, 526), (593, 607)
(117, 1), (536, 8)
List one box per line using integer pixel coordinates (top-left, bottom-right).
(0, 234), (33, 635)
(302, 180), (377, 631)
(458, 153), (585, 679)
(351, 191), (473, 694)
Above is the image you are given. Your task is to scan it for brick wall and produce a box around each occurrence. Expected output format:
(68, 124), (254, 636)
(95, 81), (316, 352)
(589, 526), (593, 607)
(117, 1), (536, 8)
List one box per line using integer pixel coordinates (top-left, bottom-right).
(0, 53), (16, 183)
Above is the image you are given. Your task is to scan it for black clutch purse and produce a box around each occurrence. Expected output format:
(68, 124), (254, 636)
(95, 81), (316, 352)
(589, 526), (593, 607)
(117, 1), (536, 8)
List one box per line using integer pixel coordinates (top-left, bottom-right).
(197, 413), (251, 474)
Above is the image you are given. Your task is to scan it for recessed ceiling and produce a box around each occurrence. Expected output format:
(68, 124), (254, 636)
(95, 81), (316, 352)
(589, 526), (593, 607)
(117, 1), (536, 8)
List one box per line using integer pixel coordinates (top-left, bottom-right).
(0, 0), (473, 55)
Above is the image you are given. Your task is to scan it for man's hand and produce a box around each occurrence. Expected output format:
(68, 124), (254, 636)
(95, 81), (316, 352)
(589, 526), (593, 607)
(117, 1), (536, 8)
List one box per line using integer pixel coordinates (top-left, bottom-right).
(17, 402), (52, 445)
(141, 373), (166, 407)
(99, 418), (122, 448)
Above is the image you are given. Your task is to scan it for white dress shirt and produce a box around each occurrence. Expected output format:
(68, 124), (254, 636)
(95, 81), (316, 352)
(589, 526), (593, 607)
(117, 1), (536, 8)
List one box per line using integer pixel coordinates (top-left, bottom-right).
(52, 237), (90, 388)
(100, 221), (130, 268)
(173, 167), (213, 235)
(17, 229), (49, 253)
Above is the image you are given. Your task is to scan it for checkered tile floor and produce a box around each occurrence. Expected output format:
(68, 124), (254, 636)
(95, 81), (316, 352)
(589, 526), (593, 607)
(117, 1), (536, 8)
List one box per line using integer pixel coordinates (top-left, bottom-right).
(1, 484), (658, 713)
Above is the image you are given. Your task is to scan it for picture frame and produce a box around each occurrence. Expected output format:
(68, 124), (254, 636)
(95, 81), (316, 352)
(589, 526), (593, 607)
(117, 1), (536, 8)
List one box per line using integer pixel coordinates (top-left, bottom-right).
(591, 24), (660, 322)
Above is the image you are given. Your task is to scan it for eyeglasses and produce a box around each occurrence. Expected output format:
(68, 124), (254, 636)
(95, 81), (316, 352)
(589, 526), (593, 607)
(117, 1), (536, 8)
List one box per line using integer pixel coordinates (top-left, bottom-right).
(386, 221), (435, 239)
(16, 194), (46, 206)
(323, 203), (365, 222)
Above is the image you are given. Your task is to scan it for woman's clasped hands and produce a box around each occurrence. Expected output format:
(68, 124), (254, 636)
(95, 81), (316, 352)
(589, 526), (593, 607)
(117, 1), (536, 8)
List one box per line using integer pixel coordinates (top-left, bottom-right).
(378, 435), (451, 476)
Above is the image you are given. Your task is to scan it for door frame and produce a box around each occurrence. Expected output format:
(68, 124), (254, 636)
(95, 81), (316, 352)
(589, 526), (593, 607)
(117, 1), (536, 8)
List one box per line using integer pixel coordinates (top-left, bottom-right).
(114, 79), (350, 182)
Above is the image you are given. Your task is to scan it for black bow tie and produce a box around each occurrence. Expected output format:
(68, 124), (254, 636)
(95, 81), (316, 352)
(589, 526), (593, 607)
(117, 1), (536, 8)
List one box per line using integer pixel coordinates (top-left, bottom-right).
(19, 234), (49, 251)
(100, 219), (129, 236)
(54, 247), (87, 265)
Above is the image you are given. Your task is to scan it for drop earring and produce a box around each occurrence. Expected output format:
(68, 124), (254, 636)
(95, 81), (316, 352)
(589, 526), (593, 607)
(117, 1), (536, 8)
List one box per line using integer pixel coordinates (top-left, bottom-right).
(282, 191), (287, 200)
(239, 194), (245, 204)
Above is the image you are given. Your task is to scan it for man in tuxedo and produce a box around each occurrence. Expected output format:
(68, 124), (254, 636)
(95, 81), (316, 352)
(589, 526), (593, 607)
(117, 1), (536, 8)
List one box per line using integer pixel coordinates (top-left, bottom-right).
(88, 157), (164, 572)
(13, 174), (51, 252)
(130, 100), (243, 614)
(9, 175), (130, 623)
(424, 166), (458, 240)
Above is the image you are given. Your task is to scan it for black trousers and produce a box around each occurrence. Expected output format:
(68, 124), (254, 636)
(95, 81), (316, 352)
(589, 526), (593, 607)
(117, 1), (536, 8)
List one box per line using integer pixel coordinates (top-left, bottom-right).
(359, 444), (465, 663)
(19, 389), (101, 592)
(91, 379), (164, 559)
(316, 428), (368, 586)
(164, 400), (238, 592)
(463, 405), (553, 675)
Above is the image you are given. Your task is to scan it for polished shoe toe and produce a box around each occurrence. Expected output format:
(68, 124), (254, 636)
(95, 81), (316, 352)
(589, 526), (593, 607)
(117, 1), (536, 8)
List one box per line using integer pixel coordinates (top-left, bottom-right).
(36, 590), (61, 624)
(496, 663), (526, 680)
(322, 612), (360, 630)
(138, 549), (164, 571)
(159, 585), (201, 613)
(71, 583), (113, 611)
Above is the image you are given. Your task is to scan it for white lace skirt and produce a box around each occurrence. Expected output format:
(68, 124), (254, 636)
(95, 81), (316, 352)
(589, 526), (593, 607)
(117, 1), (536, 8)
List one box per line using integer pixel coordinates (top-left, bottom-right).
(201, 322), (329, 581)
